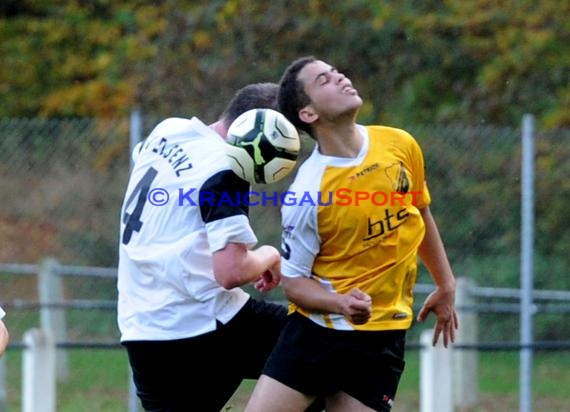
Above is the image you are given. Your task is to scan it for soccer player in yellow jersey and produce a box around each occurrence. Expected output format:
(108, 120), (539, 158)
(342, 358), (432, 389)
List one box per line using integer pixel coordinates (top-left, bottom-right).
(245, 57), (459, 412)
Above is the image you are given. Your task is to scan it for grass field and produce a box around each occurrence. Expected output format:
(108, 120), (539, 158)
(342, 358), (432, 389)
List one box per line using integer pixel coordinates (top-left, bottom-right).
(2, 348), (570, 411)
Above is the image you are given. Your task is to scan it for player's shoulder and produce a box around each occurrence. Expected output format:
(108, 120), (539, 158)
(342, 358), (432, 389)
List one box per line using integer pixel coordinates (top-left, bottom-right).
(144, 116), (224, 156)
(365, 125), (422, 154)
(148, 117), (205, 139)
(288, 148), (326, 192)
(365, 124), (416, 142)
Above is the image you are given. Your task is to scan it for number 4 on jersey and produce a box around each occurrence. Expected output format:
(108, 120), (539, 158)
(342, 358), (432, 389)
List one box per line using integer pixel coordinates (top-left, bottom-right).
(122, 167), (158, 245)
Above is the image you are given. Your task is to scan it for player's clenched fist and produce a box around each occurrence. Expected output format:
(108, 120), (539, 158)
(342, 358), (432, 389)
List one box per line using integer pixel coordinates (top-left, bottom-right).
(339, 288), (372, 325)
(254, 269), (281, 293)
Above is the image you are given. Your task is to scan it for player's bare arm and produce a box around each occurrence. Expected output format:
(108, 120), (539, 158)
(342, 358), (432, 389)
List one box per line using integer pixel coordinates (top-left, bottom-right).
(416, 206), (459, 347)
(213, 242), (281, 290)
(282, 276), (372, 325)
(0, 320), (8, 357)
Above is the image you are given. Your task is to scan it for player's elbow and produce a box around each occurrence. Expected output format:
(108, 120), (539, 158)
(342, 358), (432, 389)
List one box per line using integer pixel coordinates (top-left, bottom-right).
(213, 243), (251, 289)
(214, 268), (246, 289)
(281, 276), (304, 302)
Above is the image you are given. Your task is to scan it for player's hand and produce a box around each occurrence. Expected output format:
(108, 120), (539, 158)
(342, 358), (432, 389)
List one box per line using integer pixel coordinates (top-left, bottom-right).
(416, 287), (459, 347)
(339, 288), (372, 325)
(254, 269), (281, 293)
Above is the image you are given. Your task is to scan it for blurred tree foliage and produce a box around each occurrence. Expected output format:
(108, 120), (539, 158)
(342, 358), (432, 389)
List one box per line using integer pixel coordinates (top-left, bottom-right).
(0, 0), (568, 128)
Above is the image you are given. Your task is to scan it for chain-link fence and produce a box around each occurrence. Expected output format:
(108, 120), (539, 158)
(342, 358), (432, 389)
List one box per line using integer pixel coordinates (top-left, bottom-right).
(0, 115), (569, 410)
(250, 120), (570, 344)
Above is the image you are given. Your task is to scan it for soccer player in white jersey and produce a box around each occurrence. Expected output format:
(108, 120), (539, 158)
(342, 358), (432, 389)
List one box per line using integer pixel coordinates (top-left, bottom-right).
(118, 83), (324, 412)
(0, 306), (8, 357)
(245, 57), (459, 412)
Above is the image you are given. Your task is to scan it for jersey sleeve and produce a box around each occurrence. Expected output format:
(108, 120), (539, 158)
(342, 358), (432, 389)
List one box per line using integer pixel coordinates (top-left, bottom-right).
(280, 200), (320, 278)
(408, 135), (431, 209)
(0, 307), (5, 320)
(200, 170), (257, 252)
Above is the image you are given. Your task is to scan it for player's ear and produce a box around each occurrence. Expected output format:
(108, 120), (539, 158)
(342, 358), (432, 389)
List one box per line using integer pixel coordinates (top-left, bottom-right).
(299, 105), (318, 124)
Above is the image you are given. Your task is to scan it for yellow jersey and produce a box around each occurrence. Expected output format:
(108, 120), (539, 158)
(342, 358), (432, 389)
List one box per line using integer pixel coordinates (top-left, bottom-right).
(280, 125), (431, 331)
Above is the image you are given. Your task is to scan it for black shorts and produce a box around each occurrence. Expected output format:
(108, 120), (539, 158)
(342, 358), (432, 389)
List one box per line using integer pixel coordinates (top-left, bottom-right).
(123, 298), (287, 412)
(262, 312), (406, 412)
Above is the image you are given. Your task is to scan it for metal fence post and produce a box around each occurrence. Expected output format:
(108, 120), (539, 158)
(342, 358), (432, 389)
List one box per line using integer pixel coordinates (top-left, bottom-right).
(22, 329), (56, 412)
(520, 114), (536, 412)
(127, 108), (143, 412)
(38, 257), (69, 381)
(454, 277), (479, 411)
(130, 108), (143, 168)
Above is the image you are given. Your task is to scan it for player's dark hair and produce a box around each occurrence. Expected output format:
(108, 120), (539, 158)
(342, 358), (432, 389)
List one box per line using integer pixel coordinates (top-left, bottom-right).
(278, 56), (317, 139)
(222, 82), (279, 125)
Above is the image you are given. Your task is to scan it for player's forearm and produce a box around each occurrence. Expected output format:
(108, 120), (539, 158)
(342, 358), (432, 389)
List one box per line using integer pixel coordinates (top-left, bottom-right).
(418, 207), (456, 292)
(282, 276), (343, 314)
(213, 243), (280, 289)
(242, 245), (281, 283)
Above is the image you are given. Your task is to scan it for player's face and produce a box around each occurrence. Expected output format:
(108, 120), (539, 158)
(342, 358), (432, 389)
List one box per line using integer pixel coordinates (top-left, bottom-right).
(297, 60), (362, 120)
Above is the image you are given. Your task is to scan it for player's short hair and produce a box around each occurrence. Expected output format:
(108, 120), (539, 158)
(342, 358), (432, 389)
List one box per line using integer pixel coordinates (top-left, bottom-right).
(221, 83), (279, 125)
(278, 56), (317, 139)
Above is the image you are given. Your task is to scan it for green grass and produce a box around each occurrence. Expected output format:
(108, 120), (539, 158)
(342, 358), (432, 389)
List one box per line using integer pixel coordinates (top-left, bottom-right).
(4, 349), (130, 412)
(2, 348), (570, 411)
(226, 352), (570, 411)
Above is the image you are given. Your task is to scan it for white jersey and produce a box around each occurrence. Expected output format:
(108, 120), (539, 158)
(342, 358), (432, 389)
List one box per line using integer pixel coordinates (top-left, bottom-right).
(0, 306), (4, 320)
(118, 117), (254, 342)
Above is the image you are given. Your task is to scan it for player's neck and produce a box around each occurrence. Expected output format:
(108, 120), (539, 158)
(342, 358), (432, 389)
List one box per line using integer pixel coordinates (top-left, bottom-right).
(209, 120), (228, 139)
(316, 122), (362, 158)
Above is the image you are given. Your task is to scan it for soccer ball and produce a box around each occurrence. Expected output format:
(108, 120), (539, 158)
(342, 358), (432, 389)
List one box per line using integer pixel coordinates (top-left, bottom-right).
(226, 108), (300, 184)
